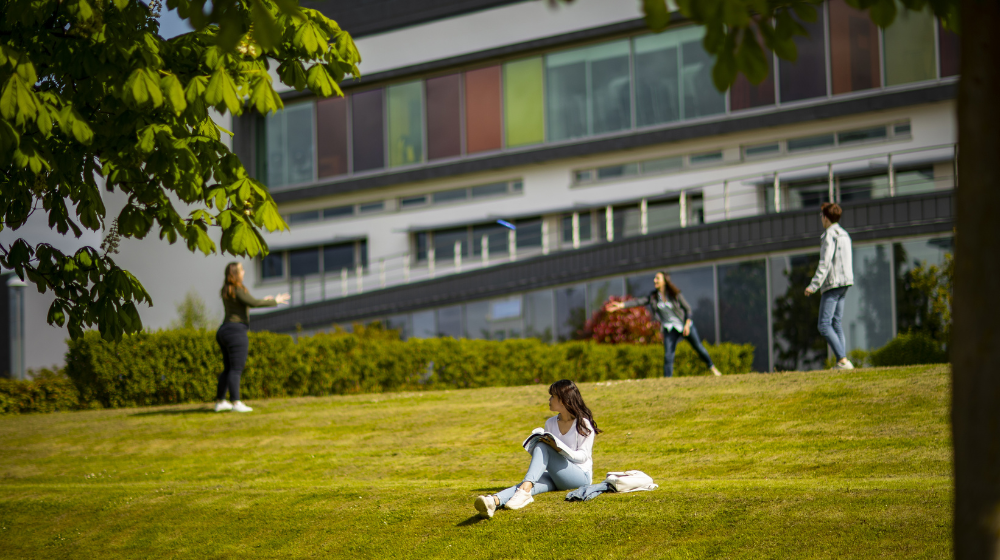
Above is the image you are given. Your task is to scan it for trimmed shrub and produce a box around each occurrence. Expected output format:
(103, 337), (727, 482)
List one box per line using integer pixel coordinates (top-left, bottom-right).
(868, 332), (948, 367)
(0, 369), (82, 414)
(60, 329), (755, 411)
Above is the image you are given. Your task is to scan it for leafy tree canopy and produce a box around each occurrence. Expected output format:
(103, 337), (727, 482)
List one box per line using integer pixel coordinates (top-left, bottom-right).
(0, 0), (359, 340)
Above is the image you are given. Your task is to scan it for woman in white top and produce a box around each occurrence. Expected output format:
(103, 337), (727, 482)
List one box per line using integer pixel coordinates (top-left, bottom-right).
(474, 379), (601, 518)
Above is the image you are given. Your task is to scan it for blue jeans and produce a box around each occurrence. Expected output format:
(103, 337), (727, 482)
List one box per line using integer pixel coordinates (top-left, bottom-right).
(818, 286), (849, 360)
(496, 444), (590, 506)
(216, 322), (249, 401)
(662, 324), (714, 377)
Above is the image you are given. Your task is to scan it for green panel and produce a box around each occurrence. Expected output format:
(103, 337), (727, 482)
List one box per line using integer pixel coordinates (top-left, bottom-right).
(883, 7), (936, 86)
(387, 81), (424, 167)
(503, 57), (545, 147)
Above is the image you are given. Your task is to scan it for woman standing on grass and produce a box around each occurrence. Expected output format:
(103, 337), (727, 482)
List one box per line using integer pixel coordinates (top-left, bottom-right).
(605, 271), (721, 378)
(474, 380), (601, 518)
(215, 262), (289, 413)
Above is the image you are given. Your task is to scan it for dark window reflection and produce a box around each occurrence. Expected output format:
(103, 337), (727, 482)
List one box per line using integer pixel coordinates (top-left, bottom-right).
(778, 11), (828, 102)
(555, 284), (587, 342)
(436, 305), (463, 338)
(670, 267), (716, 344)
(895, 237), (954, 340)
(718, 260), (768, 371)
(771, 254), (827, 371)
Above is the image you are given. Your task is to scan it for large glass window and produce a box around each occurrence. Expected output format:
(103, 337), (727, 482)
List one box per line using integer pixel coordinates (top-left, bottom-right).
(562, 213), (592, 243)
(829, 0), (881, 94)
(647, 199), (681, 233)
(884, 8), (936, 86)
(316, 97), (348, 177)
(555, 284), (587, 342)
(634, 26), (725, 127)
(351, 89), (385, 172)
(388, 81), (424, 167)
(670, 267), (716, 344)
(586, 278), (624, 317)
(289, 247), (320, 277)
(516, 218), (543, 248)
(473, 223), (509, 255)
(843, 244), (893, 353)
(503, 58), (545, 147)
(546, 40), (631, 142)
(778, 10), (828, 102)
(464, 301), (490, 339)
(261, 252), (284, 279)
(625, 272), (655, 298)
(386, 314), (411, 340)
(433, 227), (470, 261)
(436, 305), (463, 338)
(266, 102), (314, 188)
(323, 243), (355, 273)
(895, 236), (953, 340)
(465, 66), (503, 153)
(770, 254), (827, 371)
(524, 290), (555, 342)
(426, 74), (462, 160)
(730, 28), (775, 111)
(718, 260), (768, 372)
(411, 310), (436, 339)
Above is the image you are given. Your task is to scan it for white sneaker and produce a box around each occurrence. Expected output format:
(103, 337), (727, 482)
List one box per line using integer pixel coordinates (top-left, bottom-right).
(232, 401), (253, 413)
(214, 400), (233, 412)
(474, 495), (497, 519)
(505, 488), (534, 510)
(835, 360), (855, 370)
(711, 366), (722, 377)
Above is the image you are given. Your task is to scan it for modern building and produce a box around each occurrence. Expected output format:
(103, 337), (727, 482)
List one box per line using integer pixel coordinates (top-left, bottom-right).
(0, 0), (958, 375)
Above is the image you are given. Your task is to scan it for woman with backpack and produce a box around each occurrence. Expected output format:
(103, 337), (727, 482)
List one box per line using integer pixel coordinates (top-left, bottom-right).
(606, 271), (721, 378)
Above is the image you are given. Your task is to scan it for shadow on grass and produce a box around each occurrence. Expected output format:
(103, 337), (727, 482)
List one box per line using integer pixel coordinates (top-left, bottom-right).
(472, 487), (508, 493)
(456, 515), (489, 527)
(129, 407), (215, 417)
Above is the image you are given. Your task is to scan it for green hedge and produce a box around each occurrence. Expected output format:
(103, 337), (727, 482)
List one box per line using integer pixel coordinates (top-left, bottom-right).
(0, 369), (82, 414)
(868, 332), (948, 367)
(58, 329), (755, 410)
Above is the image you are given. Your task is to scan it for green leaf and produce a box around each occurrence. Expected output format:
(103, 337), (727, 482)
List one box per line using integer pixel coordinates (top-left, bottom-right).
(252, 200), (288, 232)
(251, 0), (283, 50)
(111, 0), (128, 9)
(125, 68), (164, 108)
(293, 19), (328, 56)
(1, 74), (40, 126)
(277, 60), (308, 90)
(735, 28), (769, 85)
(205, 67), (242, 115)
(184, 75), (210, 104)
(712, 44), (738, 92)
(642, 0), (671, 32)
(306, 64), (340, 97)
(0, 119), (19, 156)
(249, 73), (279, 114)
(869, 0), (898, 27)
(791, 2), (819, 24)
(161, 74), (188, 115)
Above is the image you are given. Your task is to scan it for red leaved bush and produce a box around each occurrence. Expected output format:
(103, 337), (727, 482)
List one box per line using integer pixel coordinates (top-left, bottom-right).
(581, 295), (662, 344)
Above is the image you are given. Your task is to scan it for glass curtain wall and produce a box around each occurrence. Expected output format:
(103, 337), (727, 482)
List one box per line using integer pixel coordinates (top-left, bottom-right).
(524, 290), (555, 342)
(586, 278), (624, 317)
(770, 254), (827, 371)
(545, 40), (631, 141)
(266, 102), (314, 188)
(316, 97), (348, 177)
(633, 26), (724, 127)
(778, 9), (828, 102)
(718, 260), (769, 372)
(388, 81), (424, 167)
(351, 89), (385, 172)
(436, 305), (463, 338)
(730, 26), (775, 111)
(555, 284), (587, 342)
(426, 74), (462, 160)
(842, 244), (893, 353)
(669, 267), (716, 344)
(894, 236), (953, 339)
(412, 310), (436, 338)
(829, 0), (881, 94)
(465, 66), (504, 153)
(503, 58), (545, 147)
(884, 8), (936, 86)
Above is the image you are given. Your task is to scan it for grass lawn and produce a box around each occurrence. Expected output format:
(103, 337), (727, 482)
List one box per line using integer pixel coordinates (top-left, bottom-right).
(0, 365), (951, 559)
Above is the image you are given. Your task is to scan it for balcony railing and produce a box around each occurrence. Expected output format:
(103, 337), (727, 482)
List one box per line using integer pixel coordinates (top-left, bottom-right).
(264, 143), (957, 310)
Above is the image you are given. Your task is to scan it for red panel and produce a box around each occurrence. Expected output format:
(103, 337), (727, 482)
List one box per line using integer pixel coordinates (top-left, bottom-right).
(829, 0), (881, 94)
(317, 96), (348, 177)
(464, 66), (502, 154)
(938, 21), (959, 77)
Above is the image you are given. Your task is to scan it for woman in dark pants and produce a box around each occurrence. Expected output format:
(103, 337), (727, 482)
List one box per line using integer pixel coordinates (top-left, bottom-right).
(606, 271), (721, 378)
(215, 262), (289, 412)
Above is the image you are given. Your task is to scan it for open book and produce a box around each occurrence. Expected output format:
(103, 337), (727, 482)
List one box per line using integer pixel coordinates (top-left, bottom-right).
(522, 427), (575, 460)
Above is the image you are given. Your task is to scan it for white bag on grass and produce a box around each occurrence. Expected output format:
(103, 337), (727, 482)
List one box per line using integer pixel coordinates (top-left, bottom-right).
(605, 470), (658, 493)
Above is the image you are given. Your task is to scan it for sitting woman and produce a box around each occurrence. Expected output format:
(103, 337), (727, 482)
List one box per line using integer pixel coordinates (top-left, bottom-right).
(474, 379), (601, 518)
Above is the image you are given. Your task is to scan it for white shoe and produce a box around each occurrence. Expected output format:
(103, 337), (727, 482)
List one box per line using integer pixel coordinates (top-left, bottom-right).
(505, 488), (534, 510)
(711, 366), (722, 377)
(474, 495), (497, 519)
(232, 401), (253, 413)
(835, 360), (855, 370)
(214, 400), (233, 412)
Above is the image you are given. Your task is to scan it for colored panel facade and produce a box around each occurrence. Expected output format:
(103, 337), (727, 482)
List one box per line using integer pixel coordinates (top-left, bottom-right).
(546, 40), (631, 141)
(388, 81), (425, 167)
(829, 0), (881, 94)
(938, 22), (960, 77)
(266, 102), (315, 188)
(316, 96), (348, 177)
(351, 89), (385, 172)
(464, 66), (503, 153)
(884, 8), (936, 86)
(425, 74), (463, 160)
(503, 57), (545, 147)
(778, 11), (828, 102)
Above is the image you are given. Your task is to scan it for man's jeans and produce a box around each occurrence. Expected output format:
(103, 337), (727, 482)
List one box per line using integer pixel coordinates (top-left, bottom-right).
(818, 286), (850, 361)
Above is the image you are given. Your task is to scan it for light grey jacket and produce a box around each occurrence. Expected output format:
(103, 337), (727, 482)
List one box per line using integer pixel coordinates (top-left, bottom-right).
(807, 223), (854, 293)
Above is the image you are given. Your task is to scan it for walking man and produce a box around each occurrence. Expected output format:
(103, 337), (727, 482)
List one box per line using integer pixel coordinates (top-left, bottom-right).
(805, 202), (855, 369)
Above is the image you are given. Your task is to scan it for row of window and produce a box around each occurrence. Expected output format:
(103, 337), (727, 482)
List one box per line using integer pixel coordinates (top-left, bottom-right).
(262, 1), (957, 189)
(351, 236), (952, 374)
(261, 239), (368, 280)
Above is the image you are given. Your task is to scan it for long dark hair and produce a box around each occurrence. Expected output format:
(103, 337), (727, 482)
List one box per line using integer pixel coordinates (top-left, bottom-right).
(656, 271), (682, 300)
(221, 262), (244, 300)
(549, 379), (602, 437)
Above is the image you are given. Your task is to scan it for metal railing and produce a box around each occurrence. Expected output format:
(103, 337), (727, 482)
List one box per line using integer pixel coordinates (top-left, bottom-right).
(273, 143), (957, 308)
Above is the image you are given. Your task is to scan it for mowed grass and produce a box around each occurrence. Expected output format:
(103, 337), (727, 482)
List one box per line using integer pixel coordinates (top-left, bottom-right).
(0, 365), (950, 559)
